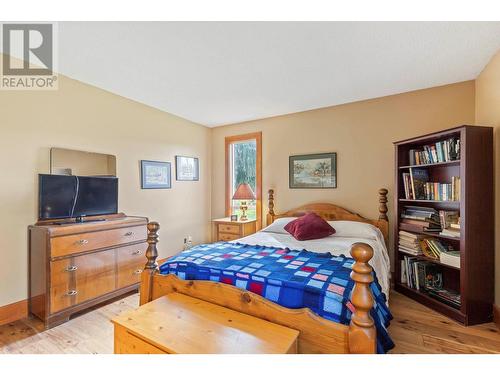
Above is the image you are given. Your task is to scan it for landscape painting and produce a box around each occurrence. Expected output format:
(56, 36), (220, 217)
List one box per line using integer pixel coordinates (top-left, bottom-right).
(289, 153), (337, 188)
(141, 160), (171, 189)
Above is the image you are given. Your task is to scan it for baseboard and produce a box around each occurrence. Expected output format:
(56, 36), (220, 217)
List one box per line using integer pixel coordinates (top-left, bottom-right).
(493, 304), (500, 329)
(0, 299), (28, 326)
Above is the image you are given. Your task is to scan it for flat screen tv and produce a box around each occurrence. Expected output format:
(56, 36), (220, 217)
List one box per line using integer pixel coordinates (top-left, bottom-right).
(38, 174), (118, 220)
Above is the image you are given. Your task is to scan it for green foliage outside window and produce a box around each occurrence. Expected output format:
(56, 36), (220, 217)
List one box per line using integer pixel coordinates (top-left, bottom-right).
(231, 140), (257, 219)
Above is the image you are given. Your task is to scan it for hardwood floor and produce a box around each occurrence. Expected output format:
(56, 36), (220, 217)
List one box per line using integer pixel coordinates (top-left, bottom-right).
(0, 291), (499, 354)
(0, 292), (138, 354)
(388, 292), (500, 354)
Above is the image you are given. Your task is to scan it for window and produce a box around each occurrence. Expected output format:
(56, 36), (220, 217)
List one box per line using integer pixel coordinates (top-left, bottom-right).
(225, 132), (262, 229)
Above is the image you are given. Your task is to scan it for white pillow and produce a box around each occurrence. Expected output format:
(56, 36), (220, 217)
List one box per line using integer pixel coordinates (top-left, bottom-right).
(260, 217), (296, 234)
(262, 217), (379, 240)
(328, 220), (379, 240)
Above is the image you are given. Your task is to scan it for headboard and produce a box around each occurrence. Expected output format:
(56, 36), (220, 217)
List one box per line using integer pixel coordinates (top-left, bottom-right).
(266, 188), (389, 245)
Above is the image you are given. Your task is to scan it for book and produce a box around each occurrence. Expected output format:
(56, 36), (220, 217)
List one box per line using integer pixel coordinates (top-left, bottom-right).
(439, 251), (460, 268)
(400, 260), (407, 284)
(438, 210), (459, 229)
(426, 287), (461, 309)
(398, 230), (424, 256)
(401, 257), (442, 291)
(402, 172), (412, 199)
(440, 228), (460, 238)
(399, 223), (424, 233)
(407, 137), (460, 166)
(399, 230), (422, 239)
(400, 217), (431, 225)
(410, 169), (429, 200)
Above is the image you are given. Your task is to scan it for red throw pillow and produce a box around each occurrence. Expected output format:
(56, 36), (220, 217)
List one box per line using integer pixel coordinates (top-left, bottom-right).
(284, 212), (335, 241)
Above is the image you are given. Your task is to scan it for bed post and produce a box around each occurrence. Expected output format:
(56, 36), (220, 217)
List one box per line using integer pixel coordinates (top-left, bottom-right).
(378, 188), (388, 221)
(348, 243), (376, 354)
(266, 188), (275, 225)
(377, 188), (389, 245)
(139, 221), (160, 306)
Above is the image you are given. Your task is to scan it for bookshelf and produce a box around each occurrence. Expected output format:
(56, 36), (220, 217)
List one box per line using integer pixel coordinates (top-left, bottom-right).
(394, 125), (493, 325)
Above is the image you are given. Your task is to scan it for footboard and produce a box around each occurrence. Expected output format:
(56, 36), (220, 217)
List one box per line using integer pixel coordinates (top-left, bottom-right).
(140, 222), (376, 354)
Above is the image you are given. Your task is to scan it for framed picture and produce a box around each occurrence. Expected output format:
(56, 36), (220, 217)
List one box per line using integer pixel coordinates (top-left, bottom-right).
(175, 156), (199, 181)
(141, 160), (171, 189)
(230, 214), (238, 222)
(289, 152), (337, 189)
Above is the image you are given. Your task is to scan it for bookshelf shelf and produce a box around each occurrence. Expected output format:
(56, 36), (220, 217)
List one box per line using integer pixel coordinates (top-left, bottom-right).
(394, 283), (465, 323)
(398, 227), (460, 242)
(398, 199), (460, 205)
(397, 251), (460, 270)
(399, 160), (461, 169)
(394, 125), (493, 326)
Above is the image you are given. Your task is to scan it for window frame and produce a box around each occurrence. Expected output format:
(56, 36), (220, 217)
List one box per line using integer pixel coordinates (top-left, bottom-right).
(225, 132), (262, 230)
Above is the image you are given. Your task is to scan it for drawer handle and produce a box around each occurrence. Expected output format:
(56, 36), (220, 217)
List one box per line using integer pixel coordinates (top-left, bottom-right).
(132, 250), (142, 255)
(124, 231), (134, 236)
(65, 290), (78, 296)
(75, 239), (89, 245)
(133, 269), (143, 275)
(65, 265), (78, 272)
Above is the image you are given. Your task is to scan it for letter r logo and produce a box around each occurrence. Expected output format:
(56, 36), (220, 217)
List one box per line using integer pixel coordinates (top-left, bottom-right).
(2, 24), (53, 76)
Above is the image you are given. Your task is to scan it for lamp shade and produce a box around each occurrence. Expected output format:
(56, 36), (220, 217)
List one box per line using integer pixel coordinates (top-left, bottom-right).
(232, 183), (256, 200)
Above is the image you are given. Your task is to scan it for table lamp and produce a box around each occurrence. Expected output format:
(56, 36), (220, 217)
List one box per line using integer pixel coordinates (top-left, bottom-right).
(232, 183), (256, 221)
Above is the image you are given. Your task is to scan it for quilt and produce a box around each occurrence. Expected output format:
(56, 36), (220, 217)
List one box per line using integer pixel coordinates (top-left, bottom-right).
(158, 242), (394, 353)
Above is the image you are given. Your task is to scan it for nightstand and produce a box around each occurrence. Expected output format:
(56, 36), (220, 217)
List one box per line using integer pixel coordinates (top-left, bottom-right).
(212, 217), (257, 242)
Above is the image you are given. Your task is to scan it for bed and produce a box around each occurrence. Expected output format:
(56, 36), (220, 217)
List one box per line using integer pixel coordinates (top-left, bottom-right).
(140, 188), (392, 354)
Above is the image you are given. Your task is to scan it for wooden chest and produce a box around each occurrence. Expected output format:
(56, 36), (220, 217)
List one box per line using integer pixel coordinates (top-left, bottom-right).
(29, 213), (148, 328)
(112, 293), (299, 354)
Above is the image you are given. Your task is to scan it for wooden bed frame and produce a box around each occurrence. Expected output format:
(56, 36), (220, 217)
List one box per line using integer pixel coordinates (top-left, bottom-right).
(140, 188), (389, 354)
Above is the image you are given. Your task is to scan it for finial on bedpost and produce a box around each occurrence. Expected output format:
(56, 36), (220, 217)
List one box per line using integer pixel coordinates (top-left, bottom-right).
(378, 188), (388, 221)
(266, 189), (275, 225)
(140, 221), (160, 305)
(145, 222), (160, 269)
(348, 243), (376, 354)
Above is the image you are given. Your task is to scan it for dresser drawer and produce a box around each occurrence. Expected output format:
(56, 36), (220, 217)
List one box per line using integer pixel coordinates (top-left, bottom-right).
(116, 243), (147, 289)
(218, 233), (240, 241)
(50, 250), (116, 313)
(218, 223), (240, 235)
(50, 225), (147, 258)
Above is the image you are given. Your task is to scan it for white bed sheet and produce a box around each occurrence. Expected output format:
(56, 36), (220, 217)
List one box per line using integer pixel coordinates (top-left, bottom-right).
(233, 230), (391, 298)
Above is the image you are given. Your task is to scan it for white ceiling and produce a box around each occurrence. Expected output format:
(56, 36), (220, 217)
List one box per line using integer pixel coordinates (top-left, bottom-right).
(44, 22), (500, 126)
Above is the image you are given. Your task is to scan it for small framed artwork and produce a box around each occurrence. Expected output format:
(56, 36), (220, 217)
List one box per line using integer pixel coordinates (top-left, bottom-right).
(230, 214), (238, 222)
(289, 152), (337, 189)
(141, 160), (171, 189)
(175, 156), (199, 181)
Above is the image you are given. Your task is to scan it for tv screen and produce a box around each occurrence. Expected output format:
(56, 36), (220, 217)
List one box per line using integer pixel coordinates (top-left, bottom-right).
(39, 174), (118, 220)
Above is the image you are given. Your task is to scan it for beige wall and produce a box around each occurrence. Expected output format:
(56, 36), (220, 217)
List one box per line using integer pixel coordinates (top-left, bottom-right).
(211, 81), (476, 266)
(0, 61), (212, 306)
(475, 51), (500, 306)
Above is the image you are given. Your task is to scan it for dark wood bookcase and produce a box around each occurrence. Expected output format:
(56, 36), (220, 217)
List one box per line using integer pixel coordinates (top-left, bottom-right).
(394, 125), (493, 325)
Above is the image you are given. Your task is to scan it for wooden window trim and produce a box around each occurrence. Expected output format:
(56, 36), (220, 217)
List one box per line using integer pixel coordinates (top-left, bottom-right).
(225, 132), (262, 230)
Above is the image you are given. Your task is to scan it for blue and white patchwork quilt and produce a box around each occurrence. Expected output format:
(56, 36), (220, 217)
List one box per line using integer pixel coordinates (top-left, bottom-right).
(159, 242), (394, 353)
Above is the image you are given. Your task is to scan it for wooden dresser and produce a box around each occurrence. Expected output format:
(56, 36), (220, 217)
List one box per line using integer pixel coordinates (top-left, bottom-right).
(212, 217), (257, 241)
(29, 213), (148, 328)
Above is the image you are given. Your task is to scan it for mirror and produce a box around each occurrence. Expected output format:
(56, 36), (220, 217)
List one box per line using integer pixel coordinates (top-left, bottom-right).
(50, 148), (116, 176)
